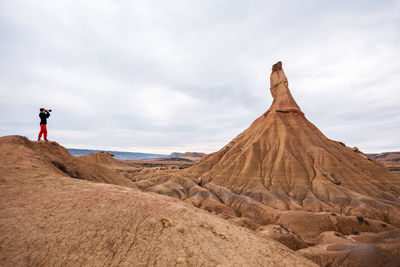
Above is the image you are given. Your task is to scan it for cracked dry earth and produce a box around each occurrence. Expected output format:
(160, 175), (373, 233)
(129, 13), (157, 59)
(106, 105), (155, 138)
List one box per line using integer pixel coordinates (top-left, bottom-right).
(0, 136), (316, 266)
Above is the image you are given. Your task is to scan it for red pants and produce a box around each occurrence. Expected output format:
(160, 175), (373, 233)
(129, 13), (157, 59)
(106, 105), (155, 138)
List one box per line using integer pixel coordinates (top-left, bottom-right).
(38, 124), (47, 140)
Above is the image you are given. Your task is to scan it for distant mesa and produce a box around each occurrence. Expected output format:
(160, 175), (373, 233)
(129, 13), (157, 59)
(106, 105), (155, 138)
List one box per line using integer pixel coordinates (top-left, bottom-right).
(162, 152), (206, 162)
(181, 152), (206, 158)
(178, 152), (206, 162)
(168, 152), (183, 158)
(368, 151), (400, 174)
(368, 151), (400, 168)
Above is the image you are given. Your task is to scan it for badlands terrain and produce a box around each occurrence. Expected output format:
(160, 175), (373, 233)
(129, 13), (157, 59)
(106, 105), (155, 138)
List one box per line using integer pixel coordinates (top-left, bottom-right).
(1, 62), (399, 266)
(0, 136), (315, 266)
(128, 62), (400, 266)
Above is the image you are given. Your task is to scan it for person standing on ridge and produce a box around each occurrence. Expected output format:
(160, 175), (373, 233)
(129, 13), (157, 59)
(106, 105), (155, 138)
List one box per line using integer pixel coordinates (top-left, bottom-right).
(38, 108), (51, 142)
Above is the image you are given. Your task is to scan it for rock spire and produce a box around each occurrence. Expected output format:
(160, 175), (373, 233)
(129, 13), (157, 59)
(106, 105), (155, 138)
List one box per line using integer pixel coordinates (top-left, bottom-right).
(268, 61), (302, 113)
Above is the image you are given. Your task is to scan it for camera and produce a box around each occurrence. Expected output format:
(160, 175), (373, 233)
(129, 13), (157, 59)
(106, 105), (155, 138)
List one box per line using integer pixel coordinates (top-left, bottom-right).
(40, 108), (52, 112)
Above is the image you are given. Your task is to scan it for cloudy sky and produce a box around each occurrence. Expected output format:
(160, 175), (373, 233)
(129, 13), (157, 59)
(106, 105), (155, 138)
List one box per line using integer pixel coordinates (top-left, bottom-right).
(1, 0), (399, 154)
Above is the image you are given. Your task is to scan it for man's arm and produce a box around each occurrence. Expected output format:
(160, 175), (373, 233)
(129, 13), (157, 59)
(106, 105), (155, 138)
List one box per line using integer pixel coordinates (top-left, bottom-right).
(46, 112), (50, 118)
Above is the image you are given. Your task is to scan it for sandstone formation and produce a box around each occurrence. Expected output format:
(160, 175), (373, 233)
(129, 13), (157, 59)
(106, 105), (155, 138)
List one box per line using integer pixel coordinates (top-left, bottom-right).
(130, 62), (400, 266)
(0, 135), (315, 266)
(268, 61), (302, 113)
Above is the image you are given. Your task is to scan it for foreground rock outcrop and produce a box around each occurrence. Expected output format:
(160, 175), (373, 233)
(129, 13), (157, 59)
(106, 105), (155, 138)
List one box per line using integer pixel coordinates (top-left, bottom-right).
(0, 136), (136, 188)
(0, 135), (315, 266)
(130, 62), (400, 266)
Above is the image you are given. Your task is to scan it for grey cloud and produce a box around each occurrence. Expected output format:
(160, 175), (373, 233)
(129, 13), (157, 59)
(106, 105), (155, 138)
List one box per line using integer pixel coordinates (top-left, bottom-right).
(0, 0), (399, 153)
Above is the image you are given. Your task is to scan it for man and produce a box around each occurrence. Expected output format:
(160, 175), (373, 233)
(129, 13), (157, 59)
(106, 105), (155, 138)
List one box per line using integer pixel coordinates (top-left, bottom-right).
(38, 108), (51, 142)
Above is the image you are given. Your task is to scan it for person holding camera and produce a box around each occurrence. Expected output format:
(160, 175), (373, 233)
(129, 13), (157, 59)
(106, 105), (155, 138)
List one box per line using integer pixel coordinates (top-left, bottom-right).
(38, 108), (51, 142)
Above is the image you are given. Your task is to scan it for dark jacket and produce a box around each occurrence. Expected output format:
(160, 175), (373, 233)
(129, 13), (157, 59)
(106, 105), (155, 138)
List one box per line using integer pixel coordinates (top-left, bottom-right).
(39, 112), (50, 125)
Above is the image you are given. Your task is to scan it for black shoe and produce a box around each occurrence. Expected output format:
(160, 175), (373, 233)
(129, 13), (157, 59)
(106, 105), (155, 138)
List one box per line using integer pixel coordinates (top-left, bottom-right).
(44, 139), (49, 142)
(37, 138), (41, 141)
